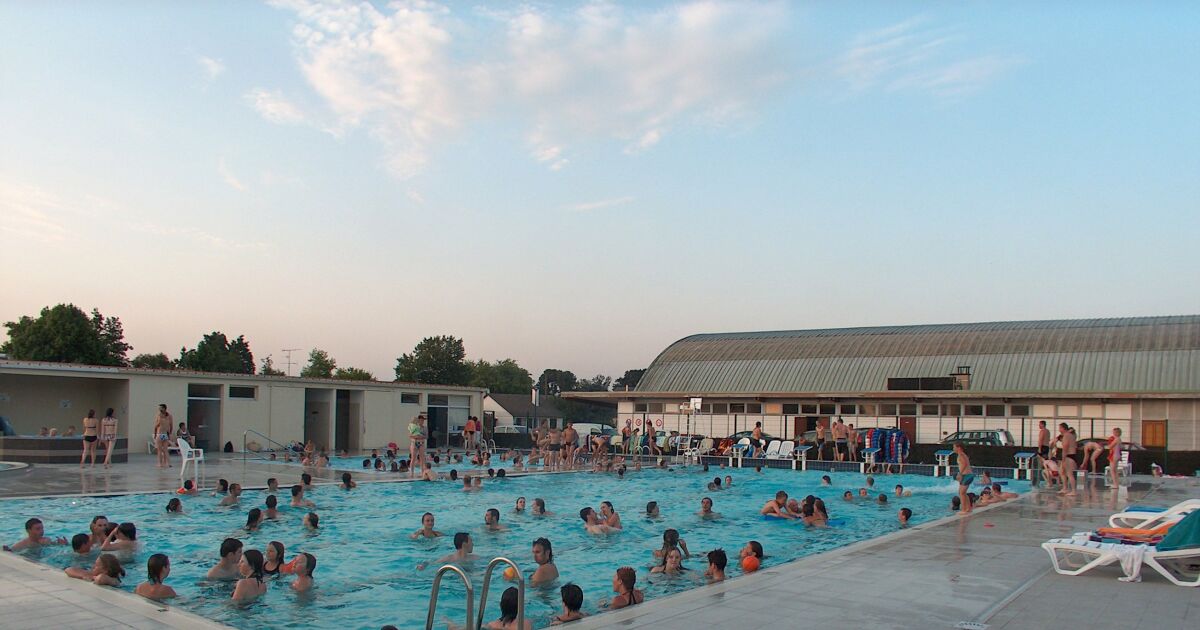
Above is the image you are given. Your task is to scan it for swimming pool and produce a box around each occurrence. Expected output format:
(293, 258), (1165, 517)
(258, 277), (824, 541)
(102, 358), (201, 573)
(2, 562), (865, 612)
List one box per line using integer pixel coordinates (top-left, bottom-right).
(265, 453), (496, 475)
(1, 468), (1002, 629)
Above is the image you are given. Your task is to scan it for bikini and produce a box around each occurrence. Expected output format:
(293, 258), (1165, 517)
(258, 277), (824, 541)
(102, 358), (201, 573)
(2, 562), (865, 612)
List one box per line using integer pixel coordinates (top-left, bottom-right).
(83, 418), (98, 442)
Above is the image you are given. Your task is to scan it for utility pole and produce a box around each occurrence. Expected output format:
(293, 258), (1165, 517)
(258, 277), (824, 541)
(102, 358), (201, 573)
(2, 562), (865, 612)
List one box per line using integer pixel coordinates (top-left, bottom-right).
(282, 348), (302, 376)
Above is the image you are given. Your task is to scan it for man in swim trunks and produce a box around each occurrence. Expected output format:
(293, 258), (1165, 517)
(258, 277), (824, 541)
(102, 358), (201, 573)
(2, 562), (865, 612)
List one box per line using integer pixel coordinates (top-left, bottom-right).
(698, 497), (719, 519)
(832, 418), (849, 462)
(420, 532), (477, 570)
(1058, 423), (1078, 495)
(484, 508), (507, 532)
(1037, 420), (1050, 459)
(760, 491), (794, 518)
(953, 442), (973, 514)
(5, 518), (67, 551)
(529, 537), (559, 586)
(561, 423), (578, 469)
(751, 422), (765, 457)
(548, 425), (562, 471)
(153, 404), (173, 469)
(815, 423), (827, 460)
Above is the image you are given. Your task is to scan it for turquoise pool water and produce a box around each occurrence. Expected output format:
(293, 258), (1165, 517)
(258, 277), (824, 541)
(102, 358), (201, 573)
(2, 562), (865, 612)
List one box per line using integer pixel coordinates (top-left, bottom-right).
(1, 468), (1000, 629)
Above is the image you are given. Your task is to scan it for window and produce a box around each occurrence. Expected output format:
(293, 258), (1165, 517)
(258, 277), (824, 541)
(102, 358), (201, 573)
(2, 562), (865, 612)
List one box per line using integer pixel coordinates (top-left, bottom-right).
(782, 404), (799, 415)
(634, 403), (648, 413)
(729, 403), (746, 413)
(965, 405), (984, 416)
(1010, 404), (1030, 417)
(700, 404), (712, 413)
(648, 403), (664, 413)
(921, 404), (939, 416)
(228, 386), (256, 399)
(428, 395), (449, 406)
(879, 404), (897, 416)
(819, 403), (836, 415)
(711, 403), (728, 414)
(801, 404), (817, 414)
(942, 404), (961, 416)
(840, 404), (857, 415)
(899, 404), (917, 416)
(859, 404), (876, 416)
(401, 393), (420, 405)
(746, 403), (762, 414)
(985, 404), (1006, 417)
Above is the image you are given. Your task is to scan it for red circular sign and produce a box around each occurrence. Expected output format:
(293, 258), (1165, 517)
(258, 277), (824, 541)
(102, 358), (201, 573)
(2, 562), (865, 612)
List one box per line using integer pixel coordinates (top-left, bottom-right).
(655, 419), (663, 427)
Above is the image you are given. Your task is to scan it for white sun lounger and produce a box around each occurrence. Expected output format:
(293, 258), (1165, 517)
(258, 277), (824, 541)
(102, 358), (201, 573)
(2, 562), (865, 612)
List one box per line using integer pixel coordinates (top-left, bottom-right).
(1108, 499), (1200, 529)
(1042, 537), (1200, 586)
(769, 440), (795, 459)
(763, 440), (782, 458)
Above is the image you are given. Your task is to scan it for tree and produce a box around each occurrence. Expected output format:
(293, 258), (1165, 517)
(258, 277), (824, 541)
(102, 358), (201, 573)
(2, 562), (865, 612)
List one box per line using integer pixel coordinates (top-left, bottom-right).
(1, 304), (131, 366)
(259, 356), (285, 376)
(537, 369), (577, 395)
(575, 374), (612, 392)
(613, 369), (646, 390)
(468, 358), (533, 394)
(334, 366), (375, 381)
(177, 332), (256, 374)
(131, 353), (173, 369)
(394, 335), (470, 385)
(301, 349), (337, 379)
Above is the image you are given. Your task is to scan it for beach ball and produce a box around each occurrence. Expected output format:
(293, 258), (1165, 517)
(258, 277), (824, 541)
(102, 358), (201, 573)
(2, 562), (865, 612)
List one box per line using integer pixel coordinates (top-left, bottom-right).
(741, 556), (760, 573)
(504, 567), (518, 580)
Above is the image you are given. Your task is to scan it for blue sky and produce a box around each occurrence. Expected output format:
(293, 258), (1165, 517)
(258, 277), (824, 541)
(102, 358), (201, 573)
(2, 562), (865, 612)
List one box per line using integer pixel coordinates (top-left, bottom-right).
(2, 1), (1198, 380)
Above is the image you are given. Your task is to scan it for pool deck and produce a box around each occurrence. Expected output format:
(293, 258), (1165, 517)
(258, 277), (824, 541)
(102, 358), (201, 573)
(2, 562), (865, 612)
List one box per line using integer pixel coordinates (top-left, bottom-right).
(0, 455), (1197, 629)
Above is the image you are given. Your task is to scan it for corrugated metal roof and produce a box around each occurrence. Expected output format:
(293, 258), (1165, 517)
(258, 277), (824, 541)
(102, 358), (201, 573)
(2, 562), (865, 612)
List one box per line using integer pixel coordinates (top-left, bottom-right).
(637, 316), (1200, 394)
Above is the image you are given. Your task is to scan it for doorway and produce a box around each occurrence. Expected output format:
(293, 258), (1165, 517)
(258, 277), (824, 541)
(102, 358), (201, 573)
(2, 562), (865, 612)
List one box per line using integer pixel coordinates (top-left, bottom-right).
(898, 417), (917, 443)
(304, 389), (332, 450)
(186, 384), (222, 452)
(334, 390), (364, 453)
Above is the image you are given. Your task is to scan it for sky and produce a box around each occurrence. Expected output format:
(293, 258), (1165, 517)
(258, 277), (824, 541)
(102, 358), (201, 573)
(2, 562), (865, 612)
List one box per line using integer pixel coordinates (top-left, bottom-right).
(2, 1), (1198, 381)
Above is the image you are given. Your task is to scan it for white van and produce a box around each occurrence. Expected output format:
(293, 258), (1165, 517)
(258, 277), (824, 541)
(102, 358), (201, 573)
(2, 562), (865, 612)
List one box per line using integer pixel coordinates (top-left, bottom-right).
(569, 423), (616, 447)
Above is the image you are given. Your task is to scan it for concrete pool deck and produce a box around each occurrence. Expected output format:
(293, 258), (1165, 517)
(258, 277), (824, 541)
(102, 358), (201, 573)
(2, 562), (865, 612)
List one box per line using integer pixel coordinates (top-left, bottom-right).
(0, 456), (1197, 629)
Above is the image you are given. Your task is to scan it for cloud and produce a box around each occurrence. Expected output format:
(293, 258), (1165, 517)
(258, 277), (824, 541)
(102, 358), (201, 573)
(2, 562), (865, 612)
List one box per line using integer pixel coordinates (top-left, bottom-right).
(198, 56), (226, 81)
(217, 159), (247, 191)
(0, 180), (70, 242)
(265, 1), (790, 177)
(565, 196), (635, 212)
(836, 17), (1020, 97)
(129, 222), (274, 252)
(245, 88), (307, 125)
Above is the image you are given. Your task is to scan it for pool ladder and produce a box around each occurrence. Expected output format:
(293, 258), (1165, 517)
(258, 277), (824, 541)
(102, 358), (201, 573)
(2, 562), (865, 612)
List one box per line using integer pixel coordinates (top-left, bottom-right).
(425, 557), (524, 630)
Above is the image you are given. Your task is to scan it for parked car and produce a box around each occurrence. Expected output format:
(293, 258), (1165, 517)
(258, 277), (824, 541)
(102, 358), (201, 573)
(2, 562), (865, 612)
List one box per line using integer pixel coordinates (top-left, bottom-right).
(940, 430), (1016, 447)
(492, 424), (532, 448)
(725, 430), (777, 444)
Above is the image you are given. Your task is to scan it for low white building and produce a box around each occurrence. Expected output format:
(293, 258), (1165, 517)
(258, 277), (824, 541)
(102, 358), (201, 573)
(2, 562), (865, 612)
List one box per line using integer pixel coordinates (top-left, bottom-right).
(0, 360), (484, 453)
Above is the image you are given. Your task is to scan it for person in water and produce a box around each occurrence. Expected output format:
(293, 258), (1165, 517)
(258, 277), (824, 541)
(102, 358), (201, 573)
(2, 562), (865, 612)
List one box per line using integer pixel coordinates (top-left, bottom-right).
(529, 537), (559, 586)
(207, 538), (244, 580)
(607, 567), (644, 610)
(579, 507), (613, 535)
(698, 497), (719, 519)
(340, 472), (357, 489)
(551, 583), (586, 625)
(231, 549), (267, 603)
(484, 508), (507, 532)
(66, 553), (125, 586)
(532, 498), (554, 516)
(265, 495), (279, 520)
(599, 501), (622, 529)
(291, 552), (316, 592)
(514, 497), (526, 513)
(419, 532), (478, 570)
(134, 553), (177, 601)
(705, 548), (727, 582)
(650, 548), (686, 575)
(291, 484), (315, 508)
(218, 483), (242, 507)
(264, 540), (289, 576)
(411, 512), (444, 539)
(6, 517), (67, 551)
(760, 490), (794, 518)
(653, 528), (690, 561)
(245, 508), (264, 532)
(101, 522), (137, 552)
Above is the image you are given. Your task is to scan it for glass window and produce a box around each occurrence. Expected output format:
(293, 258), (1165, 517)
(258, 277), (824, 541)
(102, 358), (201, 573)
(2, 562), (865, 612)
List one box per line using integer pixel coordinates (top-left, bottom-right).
(401, 393), (420, 404)
(819, 403), (836, 415)
(879, 404), (897, 416)
(899, 404), (917, 416)
(840, 404), (857, 415)
(228, 386), (256, 399)
(428, 395), (449, 406)
(965, 405), (984, 416)
(985, 404), (1006, 417)
(859, 404), (876, 416)
(921, 404), (939, 416)
(634, 403), (648, 412)
(782, 403), (799, 415)
(746, 403), (762, 414)
(942, 404), (961, 416)
(648, 403), (664, 413)
(711, 403), (728, 414)
(1010, 404), (1030, 416)
(700, 404), (712, 413)
(729, 403), (746, 413)
(801, 404), (817, 414)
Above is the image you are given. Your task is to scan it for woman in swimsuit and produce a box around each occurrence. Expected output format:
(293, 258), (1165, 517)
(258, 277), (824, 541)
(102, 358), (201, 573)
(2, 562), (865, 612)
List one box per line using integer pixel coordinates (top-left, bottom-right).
(80, 409), (100, 468)
(409, 416), (426, 471)
(608, 567), (644, 610)
(263, 541), (287, 576)
(100, 408), (119, 468)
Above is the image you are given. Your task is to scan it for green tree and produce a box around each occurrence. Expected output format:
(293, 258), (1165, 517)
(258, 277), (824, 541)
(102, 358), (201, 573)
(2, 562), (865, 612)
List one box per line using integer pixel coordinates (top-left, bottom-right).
(394, 335), (470, 385)
(300, 349), (337, 379)
(131, 353), (173, 369)
(1, 304), (131, 366)
(334, 366), (375, 381)
(537, 369), (577, 395)
(468, 358), (533, 394)
(613, 368), (646, 390)
(177, 332), (256, 374)
(259, 356), (285, 376)
(575, 374), (612, 392)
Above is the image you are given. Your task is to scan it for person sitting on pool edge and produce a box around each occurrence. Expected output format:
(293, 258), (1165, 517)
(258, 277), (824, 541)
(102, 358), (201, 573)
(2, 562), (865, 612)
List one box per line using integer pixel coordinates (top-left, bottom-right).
(411, 512), (444, 539)
(207, 538), (243, 580)
(291, 552), (317, 593)
(551, 583), (586, 625)
(579, 507), (613, 535)
(705, 548), (728, 583)
(5, 517), (67, 551)
(291, 484), (315, 508)
(760, 490), (794, 518)
(135, 553), (177, 601)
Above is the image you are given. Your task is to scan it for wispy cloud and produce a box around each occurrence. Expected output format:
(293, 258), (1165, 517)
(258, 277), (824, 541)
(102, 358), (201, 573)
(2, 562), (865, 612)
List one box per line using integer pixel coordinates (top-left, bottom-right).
(264, 1), (791, 178)
(565, 196), (635, 212)
(244, 88), (307, 126)
(217, 159), (247, 191)
(198, 55), (226, 82)
(129, 222), (274, 252)
(836, 17), (1020, 98)
(0, 180), (70, 242)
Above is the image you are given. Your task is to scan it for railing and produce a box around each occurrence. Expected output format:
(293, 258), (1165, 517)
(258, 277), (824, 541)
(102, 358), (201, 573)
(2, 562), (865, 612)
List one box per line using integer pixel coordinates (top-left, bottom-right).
(242, 429), (291, 463)
(476, 557), (523, 630)
(427, 564), (475, 630)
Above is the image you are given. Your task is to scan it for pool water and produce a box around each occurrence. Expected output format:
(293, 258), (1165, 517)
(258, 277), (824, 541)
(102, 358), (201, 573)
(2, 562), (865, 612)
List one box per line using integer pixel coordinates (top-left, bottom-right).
(1, 468), (1003, 629)
(271, 454), (496, 475)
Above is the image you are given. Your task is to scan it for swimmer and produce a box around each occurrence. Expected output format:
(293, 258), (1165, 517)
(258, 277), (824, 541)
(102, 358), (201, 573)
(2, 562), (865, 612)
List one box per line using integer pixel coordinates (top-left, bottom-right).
(264, 541), (288, 576)
(599, 501), (623, 529)
(6, 518), (67, 551)
(411, 512), (444, 539)
(484, 508), (507, 532)
(231, 549), (267, 603)
(66, 553), (125, 586)
(528, 537), (559, 586)
(895, 484), (911, 498)
(474, 476), (483, 489)
(858, 488), (869, 498)
(303, 512), (319, 530)
(705, 548), (727, 582)
(290, 485), (315, 508)
(605, 567), (644, 610)
(301, 472), (313, 490)
(653, 528), (690, 560)
(340, 472), (357, 489)
(207, 538), (244, 580)
(218, 483), (242, 507)
(419, 532), (477, 570)
(645, 501), (660, 518)
(579, 507), (613, 534)
(876, 493), (888, 504)
(71, 533), (92, 555)
(980, 471), (993, 487)
(650, 547), (686, 575)
(866, 475), (875, 488)
(213, 479), (230, 496)
(179, 479), (199, 495)
(899, 507), (912, 527)
(88, 515), (109, 548)
(101, 522), (137, 552)
(842, 490), (854, 502)
(245, 508), (264, 532)
(698, 497), (720, 519)
(821, 475), (832, 486)
(990, 483), (1019, 501)
(515, 497), (526, 513)
(724, 475), (733, 487)
(134, 553), (177, 601)
(290, 552), (316, 592)
(265, 495), (279, 520)
(740, 540), (764, 563)
(421, 462), (437, 482)
(532, 498), (554, 516)
(551, 583), (586, 625)
(266, 478), (280, 494)
(760, 490), (794, 518)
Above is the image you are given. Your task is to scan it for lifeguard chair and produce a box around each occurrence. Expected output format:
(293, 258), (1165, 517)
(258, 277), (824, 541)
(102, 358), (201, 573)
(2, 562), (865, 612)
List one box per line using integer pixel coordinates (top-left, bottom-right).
(935, 449), (953, 476)
(1014, 452), (1036, 480)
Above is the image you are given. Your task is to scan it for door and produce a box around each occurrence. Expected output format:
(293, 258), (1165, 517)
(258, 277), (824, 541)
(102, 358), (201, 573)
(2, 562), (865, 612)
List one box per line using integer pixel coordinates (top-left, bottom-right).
(898, 417), (916, 443)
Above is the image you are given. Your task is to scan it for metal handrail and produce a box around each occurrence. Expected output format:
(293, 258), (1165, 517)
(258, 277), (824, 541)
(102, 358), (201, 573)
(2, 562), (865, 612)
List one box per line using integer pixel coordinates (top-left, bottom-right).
(242, 429), (292, 463)
(427, 564), (475, 630)
(476, 557), (524, 630)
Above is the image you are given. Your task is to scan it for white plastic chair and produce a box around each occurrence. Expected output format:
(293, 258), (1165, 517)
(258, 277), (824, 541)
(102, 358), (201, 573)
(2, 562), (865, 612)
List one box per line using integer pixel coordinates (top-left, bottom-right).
(685, 438), (713, 463)
(733, 437), (753, 456)
(178, 438), (206, 481)
(771, 440), (794, 459)
(763, 440), (782, 458)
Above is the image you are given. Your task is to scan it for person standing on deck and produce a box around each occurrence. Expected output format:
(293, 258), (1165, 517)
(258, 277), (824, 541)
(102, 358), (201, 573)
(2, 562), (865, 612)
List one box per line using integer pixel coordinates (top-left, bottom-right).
(154, 404), (173, 468)
(953, 442), (973, 515)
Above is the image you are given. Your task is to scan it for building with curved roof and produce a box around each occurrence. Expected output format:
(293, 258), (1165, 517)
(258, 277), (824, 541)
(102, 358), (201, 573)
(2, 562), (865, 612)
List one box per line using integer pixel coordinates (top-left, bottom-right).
(568, 316), (1200, 451)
